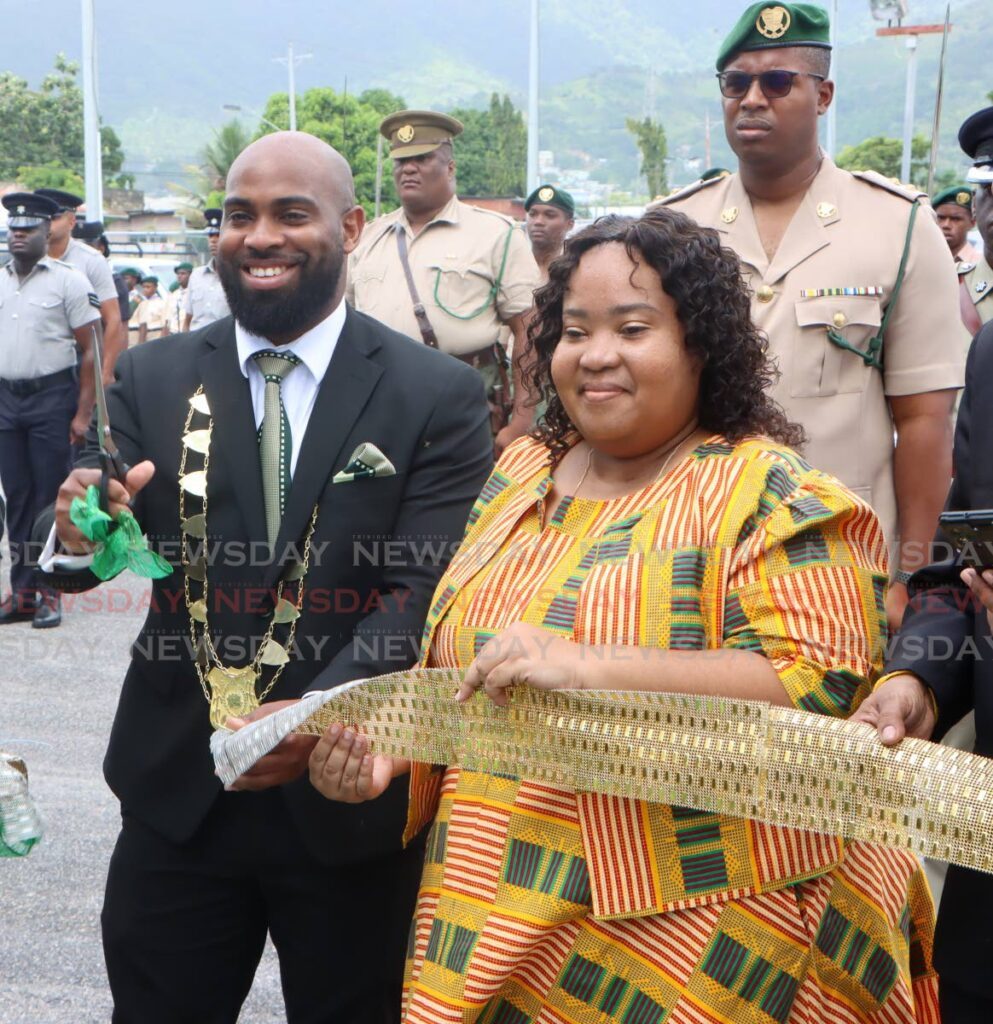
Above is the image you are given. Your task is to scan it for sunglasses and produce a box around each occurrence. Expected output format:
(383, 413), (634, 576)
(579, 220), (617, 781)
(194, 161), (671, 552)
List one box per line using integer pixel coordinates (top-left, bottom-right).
(716, 69), (825, 100)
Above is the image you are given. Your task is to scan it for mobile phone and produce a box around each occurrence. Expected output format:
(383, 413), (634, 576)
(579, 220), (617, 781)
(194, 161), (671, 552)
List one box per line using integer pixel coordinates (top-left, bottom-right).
(938, 509), (993, 568)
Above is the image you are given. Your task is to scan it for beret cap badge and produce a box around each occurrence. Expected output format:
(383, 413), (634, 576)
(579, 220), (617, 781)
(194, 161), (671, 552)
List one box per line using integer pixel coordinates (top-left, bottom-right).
(957, 191), (972, 205)
(757, 6), (791, 38)
(537, 186), (555, 202)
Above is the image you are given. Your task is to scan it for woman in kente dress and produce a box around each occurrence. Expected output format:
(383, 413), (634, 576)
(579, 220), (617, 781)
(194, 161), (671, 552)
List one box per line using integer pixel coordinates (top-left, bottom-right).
(310, 210), (938, 1024)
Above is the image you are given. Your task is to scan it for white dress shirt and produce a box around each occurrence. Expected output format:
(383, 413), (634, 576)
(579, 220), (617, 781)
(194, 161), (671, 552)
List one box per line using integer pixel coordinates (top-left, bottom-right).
(235, 299), (345, 476)
(42, 300), (347, 571)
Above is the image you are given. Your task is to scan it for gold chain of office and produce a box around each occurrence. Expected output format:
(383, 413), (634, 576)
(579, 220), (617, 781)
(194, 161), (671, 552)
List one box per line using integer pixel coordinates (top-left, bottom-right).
(178, 388), (320, 728)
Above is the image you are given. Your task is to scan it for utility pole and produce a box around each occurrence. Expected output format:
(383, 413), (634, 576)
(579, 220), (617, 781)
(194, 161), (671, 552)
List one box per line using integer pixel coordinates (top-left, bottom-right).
(273, 43), (312, 132)
(526, 0), (540, 193)
(875, 22), (949, 184)
(81, 0), (103, 219)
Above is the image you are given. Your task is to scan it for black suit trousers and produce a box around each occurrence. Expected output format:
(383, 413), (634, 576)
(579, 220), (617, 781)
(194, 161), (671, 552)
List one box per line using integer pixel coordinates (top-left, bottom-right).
(102, 791), (424, 1024)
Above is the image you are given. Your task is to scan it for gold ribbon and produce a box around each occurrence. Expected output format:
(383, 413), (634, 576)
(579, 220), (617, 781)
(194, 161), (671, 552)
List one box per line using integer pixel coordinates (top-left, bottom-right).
(212, 668), (993, 874)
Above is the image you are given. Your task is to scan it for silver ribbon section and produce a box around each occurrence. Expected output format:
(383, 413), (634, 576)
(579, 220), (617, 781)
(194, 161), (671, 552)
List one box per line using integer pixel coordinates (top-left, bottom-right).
(210, 668), (993, 874)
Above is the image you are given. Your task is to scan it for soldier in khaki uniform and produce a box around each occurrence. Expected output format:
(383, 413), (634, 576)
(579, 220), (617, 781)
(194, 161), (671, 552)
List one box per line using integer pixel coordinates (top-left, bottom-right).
(957, 106), (993, 332)
(658, 2), (965, 630)
(347, 110), (541, 452)
(524, 183), (575, 280)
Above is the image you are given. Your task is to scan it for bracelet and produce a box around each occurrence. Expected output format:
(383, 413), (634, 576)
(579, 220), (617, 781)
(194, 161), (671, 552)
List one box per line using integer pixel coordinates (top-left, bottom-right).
(893, 569), (914, 587)
(872, 670), (939, 718)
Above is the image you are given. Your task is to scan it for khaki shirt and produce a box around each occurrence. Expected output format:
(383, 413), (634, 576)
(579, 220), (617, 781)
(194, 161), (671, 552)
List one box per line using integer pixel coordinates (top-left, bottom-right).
(347, 196), (540, 356)
(0, 257), (96, 379)
(183, 260), (230, 329)
(135, 295), (168, 340)
(659, 157), (966, 546)
(165, 287), (187, 334)
(959, 254), (993, 327)
(59, 237), (118, 304)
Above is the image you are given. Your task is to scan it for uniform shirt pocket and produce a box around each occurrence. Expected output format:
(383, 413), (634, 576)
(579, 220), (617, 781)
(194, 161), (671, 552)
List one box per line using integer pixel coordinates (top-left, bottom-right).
(351, 266), (387, 308)
(428, 260), (495, 321)
(791, 296), (882, 398)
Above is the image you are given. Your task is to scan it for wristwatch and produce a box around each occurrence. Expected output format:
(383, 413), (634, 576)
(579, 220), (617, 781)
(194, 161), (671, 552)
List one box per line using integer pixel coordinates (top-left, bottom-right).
(893, 569), (914, 587)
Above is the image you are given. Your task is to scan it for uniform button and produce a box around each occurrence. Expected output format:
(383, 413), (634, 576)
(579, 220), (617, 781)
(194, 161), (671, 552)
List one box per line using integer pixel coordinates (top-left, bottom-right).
(10, 314), (17, 320)
(832, 312), (847, 328)
(756, 285), (774, 303)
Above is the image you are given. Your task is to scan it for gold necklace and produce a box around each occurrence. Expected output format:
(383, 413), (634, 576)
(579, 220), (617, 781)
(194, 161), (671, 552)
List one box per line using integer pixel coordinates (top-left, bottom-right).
(573, 418), (700, 499)
(179, 387), (320, 729)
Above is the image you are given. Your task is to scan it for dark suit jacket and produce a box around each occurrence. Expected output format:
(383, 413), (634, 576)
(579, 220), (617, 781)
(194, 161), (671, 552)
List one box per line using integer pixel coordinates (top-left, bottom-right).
(46, 308), (492, 865)
(886, 320), (993, 995)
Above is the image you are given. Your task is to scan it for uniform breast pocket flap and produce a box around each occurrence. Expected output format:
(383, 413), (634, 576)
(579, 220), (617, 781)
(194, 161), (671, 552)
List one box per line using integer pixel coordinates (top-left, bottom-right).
(28, 297), (61, 310)
(792, 295), (882, 398)
(427, 261), (494, 320)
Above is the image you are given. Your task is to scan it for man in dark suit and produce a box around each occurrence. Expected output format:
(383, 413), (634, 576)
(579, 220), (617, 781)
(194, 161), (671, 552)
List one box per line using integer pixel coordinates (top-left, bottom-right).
(44, 132), (492, 1024)
(852, 109), (993, 1024)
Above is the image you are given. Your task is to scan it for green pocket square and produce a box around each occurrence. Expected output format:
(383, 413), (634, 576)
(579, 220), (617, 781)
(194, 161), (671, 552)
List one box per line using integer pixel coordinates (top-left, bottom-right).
(332, 443), (397, 484)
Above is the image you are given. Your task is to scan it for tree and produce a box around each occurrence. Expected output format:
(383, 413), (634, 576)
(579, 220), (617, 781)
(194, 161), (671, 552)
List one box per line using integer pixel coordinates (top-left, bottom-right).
(835, 134), (930, 186)
(256, 86), (407, 215)
(15, 161), (84, 192)
(626, 116), (668, 199)
(449, 94), (527, 197)
(0, 54), (126, 190)
(201, 120), (253, 191)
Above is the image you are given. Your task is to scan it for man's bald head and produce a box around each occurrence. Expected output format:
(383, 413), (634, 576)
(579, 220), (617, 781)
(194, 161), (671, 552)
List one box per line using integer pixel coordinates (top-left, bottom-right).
(216, 130), (366, 345)
(227, 131), (357, 210)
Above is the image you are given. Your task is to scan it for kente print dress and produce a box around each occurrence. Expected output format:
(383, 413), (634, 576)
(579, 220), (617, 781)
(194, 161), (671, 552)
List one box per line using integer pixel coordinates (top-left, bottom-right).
(401, 434), (938, 1024)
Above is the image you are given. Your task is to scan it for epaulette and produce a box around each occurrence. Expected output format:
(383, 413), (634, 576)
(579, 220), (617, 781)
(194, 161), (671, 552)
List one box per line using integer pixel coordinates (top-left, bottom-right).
(649, 174), (724, 209)
(850, 170), (925, 203)
(958, 262), (976, 276)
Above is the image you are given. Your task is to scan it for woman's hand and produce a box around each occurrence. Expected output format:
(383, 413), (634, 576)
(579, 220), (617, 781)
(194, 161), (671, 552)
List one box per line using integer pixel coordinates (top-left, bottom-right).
(308, 724), (406, 802)
(457, 622), (589, 706)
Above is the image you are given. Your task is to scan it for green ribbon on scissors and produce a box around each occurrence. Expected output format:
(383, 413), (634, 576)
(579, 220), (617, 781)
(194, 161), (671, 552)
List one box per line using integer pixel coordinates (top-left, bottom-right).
(69, 484), (173, 581)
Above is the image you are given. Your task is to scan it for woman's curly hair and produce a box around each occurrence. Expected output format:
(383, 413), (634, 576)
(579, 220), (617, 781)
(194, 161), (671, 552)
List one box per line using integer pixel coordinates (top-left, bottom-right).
(527, 208), (806, 458)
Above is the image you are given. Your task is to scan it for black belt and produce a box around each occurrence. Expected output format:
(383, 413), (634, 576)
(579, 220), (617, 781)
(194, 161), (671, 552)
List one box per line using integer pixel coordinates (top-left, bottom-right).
(0, 367), (76, 396)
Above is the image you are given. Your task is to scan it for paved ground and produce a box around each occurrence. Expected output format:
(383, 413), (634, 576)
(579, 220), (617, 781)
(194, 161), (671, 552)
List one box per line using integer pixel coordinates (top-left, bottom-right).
(0, 571), (283, 1022)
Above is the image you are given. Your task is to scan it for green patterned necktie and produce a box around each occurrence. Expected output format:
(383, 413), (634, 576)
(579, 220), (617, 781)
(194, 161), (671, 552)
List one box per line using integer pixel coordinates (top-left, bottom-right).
(251, 350), (302, 544)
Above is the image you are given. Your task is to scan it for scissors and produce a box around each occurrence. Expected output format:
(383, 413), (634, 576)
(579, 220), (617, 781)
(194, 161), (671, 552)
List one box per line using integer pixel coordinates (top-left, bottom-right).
(90, 305), (130, 513)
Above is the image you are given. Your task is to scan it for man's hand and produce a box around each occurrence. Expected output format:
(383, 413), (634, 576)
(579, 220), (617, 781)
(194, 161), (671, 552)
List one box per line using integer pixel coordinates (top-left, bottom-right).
(850, 673), (936, 746)
(224, 699), (319, 791)
(457, 622), (588, 706)
(961, 567), (993, 634)
(69, 413), (90, 446)
(55, 460), (155, 553)
(308, 723), (404, 802)
(885, 581), (910, 634)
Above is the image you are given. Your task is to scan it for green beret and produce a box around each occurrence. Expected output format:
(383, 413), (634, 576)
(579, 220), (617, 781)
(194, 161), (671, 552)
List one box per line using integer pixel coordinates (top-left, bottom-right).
(716, 3), (831, 71)
(120, 267), (142, 280)
(142, 276), (159, 285)
(524, 184), (576, 217)
(931, 185), (975, 211)
(169, 281), (180, 292)
(175, 261), (193, 272)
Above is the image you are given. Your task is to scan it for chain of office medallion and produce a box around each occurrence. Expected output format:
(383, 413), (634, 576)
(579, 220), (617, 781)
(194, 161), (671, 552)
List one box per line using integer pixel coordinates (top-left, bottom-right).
(179, 387), (319, 705)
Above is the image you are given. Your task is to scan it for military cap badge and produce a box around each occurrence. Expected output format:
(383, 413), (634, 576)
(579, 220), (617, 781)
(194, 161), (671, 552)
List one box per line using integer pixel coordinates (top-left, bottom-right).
(756, 6), (790, 38)
(538, 187), (555, 203)
(397, 125), (415, 144)
(957, 191), (972, 205)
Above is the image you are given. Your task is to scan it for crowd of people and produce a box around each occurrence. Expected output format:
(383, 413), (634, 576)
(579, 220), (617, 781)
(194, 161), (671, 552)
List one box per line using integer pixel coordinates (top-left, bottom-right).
(4, 0), (993, 1021)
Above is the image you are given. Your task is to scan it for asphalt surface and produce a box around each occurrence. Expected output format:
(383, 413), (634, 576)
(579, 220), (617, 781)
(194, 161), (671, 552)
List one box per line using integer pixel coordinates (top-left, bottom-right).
(0, 571), (283, 1022)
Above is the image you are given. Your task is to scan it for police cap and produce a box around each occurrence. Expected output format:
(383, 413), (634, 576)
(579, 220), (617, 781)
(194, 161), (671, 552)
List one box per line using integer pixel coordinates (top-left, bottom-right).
(72, 219), (105, 241)
(959, 106), (993, 186)
(34, 188), (85, 213)
(3, 191), (59, 229)
(203, 208), (223, 234)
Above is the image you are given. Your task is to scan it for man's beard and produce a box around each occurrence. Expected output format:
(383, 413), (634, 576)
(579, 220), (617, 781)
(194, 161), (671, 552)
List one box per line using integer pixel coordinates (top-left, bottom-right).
(216, 240), (344, 340)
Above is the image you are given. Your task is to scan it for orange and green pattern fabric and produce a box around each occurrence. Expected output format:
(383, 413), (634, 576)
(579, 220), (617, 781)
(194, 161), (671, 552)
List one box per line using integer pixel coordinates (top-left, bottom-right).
(401, 435), (937, 1023)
